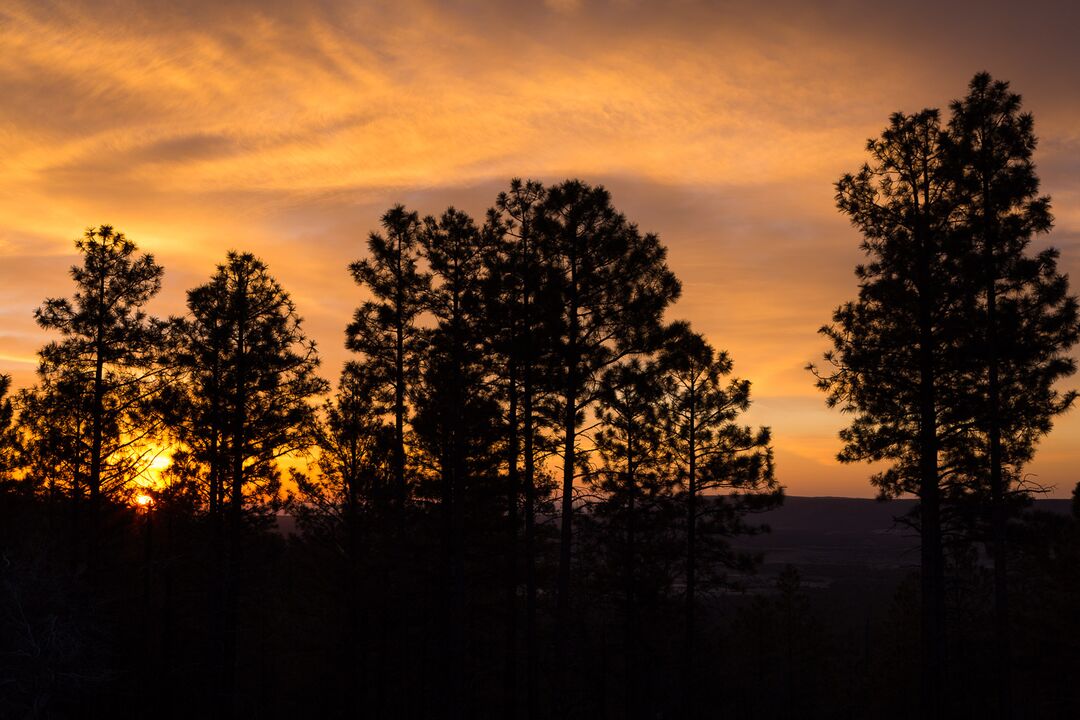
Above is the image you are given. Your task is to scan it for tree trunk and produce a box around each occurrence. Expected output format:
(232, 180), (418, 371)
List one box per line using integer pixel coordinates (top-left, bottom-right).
(223, 273), (249, 715)
(345, 447), (363, 716)
(88, 258), (107, 559)
(394, 319), (406, 522)
(556, 274), (580, 711)
(523, 346), (539, 720)
(916, 212), (946, 720)
(445, 294), (467, 719)
(504, 361), (520, 717)
(684, 396), (697, 718)
(982, 181), (1012, 720)
(209, 351), (222, 521)
(623, 428), (638, 719)
(521, 242), (540, 720)
(556, 374), (576, 710)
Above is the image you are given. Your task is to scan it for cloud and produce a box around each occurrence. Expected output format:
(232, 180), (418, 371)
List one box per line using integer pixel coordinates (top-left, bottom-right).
(544, 0), (583, 14)
(1, 0), (1078, 496)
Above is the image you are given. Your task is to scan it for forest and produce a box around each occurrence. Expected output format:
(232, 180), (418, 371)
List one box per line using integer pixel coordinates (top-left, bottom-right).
(1, 73), (1079, 719)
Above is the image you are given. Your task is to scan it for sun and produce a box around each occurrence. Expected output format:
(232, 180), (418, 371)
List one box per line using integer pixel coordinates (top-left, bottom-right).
(130, 446), (171, 508)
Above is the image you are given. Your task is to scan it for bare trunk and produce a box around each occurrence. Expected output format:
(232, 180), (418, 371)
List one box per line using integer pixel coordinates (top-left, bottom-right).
(222, 274), (248, 715)
(982, 182), (1012, 720)
(623, 429), (638, 718)
(445, 292), (467, 719)
(684, 397), (697, 717)
(345, 445), (363, 715)
(209, 352), (222, 521)
(556, 269), (580, 709)
(504, 362), (520, 717)
(522, 352), (539, 720)
(521, 244), (540, 720)
(394, 320), (406, 522)
(916, 209), (945, 720)
(556, 375), (576, 705)
(88, 260), (107, 559)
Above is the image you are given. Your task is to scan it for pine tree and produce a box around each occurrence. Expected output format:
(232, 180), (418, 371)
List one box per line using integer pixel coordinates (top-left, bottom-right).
(538, 180), (681, 690)
(948, 72), (1080, 718)
(294, 362), (393, 536)
(33, 225), (165, 549)
(414, 206), (501, 718)
(590, 358), (673, 719)
(347, 206), (431, 521)
(292, 362), (393, 714)
(15, 370), (92, 511)
(483, 178), (554, 717)
(346, 206), (430, 716)
(812, 109), (973, 719)
(174, 251), (327, 709)
(658, 322), (779, 717)
(170, 254), (325, 520)
(0, 375), (17, 486)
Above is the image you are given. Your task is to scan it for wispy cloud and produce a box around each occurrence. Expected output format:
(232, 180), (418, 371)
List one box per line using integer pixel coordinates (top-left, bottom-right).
(1, 0), (1078, 495)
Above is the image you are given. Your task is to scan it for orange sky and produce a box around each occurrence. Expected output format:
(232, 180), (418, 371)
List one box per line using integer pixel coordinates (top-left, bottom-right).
(1, 0), (1078, 497)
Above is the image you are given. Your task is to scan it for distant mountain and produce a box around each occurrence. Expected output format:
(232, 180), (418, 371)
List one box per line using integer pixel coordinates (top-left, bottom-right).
(725, 495), (1073, 602)
(735, 495), (1071, 569)
(725, 496), (919, 597)
(274, 495), (1072, 552)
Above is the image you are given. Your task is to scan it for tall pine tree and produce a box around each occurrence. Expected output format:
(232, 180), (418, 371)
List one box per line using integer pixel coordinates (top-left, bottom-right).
(414, 207), (501, 719)
(292, 362), (393, 714)
(948, 72), (1080, 718)
(484, 178), (554, 717)
(347, 206), (431, 520)
(0, 375), (17, 486)
(813, 110), (972, 719)
(537, 179), (680, 704)
(590, 358), (673, 719)
(658, 322), (778, 717)
(173, 251), (326, 710)
(346, 206), (430, 717)
(33, 226), (164, 550)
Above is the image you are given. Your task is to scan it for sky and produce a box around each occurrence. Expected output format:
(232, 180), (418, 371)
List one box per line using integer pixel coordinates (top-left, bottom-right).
(1, 0), (1078, 497)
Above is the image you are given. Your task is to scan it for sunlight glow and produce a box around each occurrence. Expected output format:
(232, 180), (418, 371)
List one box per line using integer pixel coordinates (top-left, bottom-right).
(1, 0), (1077, 497)
(136, 448), (173, 492)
